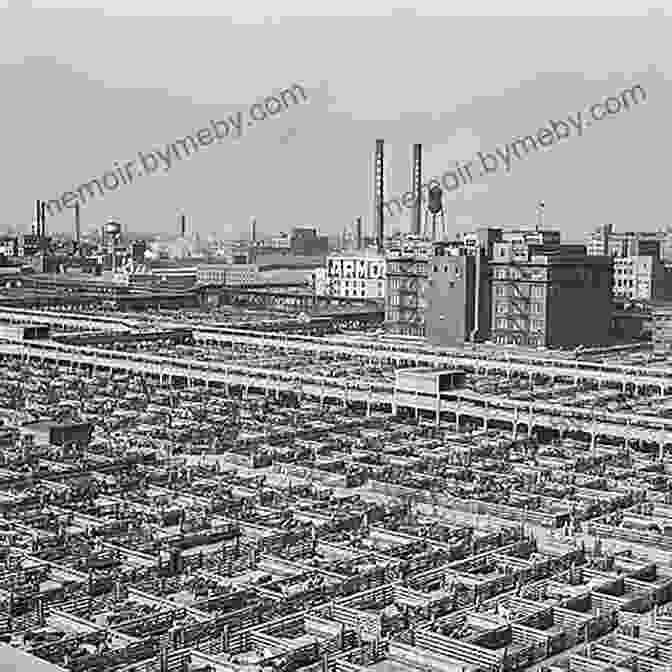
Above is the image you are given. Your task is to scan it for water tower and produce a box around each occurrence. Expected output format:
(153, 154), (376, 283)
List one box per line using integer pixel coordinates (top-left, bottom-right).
(105, 221), (122, 272)
(425, 184), (445, 240)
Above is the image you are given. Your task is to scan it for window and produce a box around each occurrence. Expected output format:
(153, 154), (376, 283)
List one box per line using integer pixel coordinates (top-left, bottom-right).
(496, 318), (507, 329)
(496, 302), (507, 314)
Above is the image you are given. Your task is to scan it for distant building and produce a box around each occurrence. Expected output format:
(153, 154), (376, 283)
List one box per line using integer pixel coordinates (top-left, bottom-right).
(17, 233), (44, 258)
(425, 244), (491, 347)
(196, 263), (260, 286)
(313, 268), (328, 295)
(290, 227), (329, 257)
(490, 240), (612, 347)
(326, 252), (386, 300)
(587, 224), (668, 301)
(0, 236), (18, 257)
(587, 224), (663, 258)
(128, 267), (197, 292)
(613, 255), (668, 301)
(652, 301), (672, 354)
(130, 240), (147, 265)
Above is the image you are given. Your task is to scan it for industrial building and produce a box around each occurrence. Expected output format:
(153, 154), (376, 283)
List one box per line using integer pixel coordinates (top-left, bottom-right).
(587, 224), (663, 258)
(385, 249), (430, 337)
(196, 263), (261, 286)
(652, 300), (672, 353)
(490, 235), (613, 347)
(425, 244), (491, 347)
(613, 255), (668, 302)
(326, 252), (386, 300)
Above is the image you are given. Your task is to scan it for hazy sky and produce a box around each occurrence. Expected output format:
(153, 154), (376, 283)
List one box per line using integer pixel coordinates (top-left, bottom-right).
(0, 1), (669, 240)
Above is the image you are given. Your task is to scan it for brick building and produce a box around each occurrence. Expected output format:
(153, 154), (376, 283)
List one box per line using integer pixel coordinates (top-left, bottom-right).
(490, 241), (612, 348)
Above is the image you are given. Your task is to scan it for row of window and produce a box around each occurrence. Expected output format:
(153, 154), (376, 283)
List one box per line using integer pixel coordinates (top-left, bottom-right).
(495, 301), (545, 314)
(494, 284), (545, 298)
(493, 334), (544, 346)
(495, 318), (545, 331)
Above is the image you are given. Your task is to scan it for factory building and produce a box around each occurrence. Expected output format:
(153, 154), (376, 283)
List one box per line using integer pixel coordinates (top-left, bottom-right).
(613, 255), (668, 301)
(588, 224), (669, 301)
(326, 253), (385, 300)
(425, 244), (491, 347)
(587, 224), (663, 258)
(290, 227), (329, 257)
(196, 263), (261, 286)
(652, 301), (672, 354)
(385, 246), (431, 337)
(490, 238), (612, 347)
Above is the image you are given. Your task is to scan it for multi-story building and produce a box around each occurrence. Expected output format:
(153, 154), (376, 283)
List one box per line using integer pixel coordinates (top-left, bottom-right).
(0, 236), (18, 257)
(651, 301), (672, 354)
(490, 241), (612, 348)
(290, 227), (329, 257)
(588, 225), (668, 301)
(130, 240), (147, 265)
(312, 267), (328, 295)
(196, 263), (260, 286)
(326, 252), (386, 300)
(587, 224), (663, 258)
(425, 243), (491, 347)
(385, 239), (432, 337)
(613, 255), (667, 301)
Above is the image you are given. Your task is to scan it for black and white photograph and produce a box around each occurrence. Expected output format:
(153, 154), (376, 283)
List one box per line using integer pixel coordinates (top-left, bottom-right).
(0, 1), (670, 671)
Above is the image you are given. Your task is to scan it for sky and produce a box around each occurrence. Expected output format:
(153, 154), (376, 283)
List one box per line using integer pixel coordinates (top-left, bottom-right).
(0, 0), (670, 241)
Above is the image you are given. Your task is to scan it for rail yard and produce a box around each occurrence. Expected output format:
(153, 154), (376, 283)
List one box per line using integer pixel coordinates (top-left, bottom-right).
(1, 305), (672, 672)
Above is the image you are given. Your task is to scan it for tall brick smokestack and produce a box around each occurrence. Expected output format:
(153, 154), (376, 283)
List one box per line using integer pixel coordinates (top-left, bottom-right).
(74, 202), (81, 246)
(412, 144), (422, 236)
(375, 139), (384, 253)
(34, 200), (41, 236)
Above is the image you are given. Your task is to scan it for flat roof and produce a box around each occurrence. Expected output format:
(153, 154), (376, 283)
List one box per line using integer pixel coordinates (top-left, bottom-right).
(0, 645), (65, 672)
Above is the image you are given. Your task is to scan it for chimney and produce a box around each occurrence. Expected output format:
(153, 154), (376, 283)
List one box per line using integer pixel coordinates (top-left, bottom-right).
(40, 202), (47, 238)
(412, 144), (422, 236)
(34, 200), (41, 236)
(375, 139), (385, 253)
(355, 217), (362, 250)
(74, 202), (81, 246)
(180, 213), (186, 237)
(250, 217), (257, 264)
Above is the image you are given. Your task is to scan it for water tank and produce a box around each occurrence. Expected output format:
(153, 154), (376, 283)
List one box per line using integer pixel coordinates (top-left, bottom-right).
(105, 221), (121, 236)
(427, 185), (443, 214)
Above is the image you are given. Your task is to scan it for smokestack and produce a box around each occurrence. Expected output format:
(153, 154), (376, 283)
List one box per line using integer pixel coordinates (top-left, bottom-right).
(40, 202), (46, 238)
(34, 200), (41, 236)
(412, 144), (422, 236)
(74, 202), (81, 247)
(375, 139), (385, 253)
(180, 213), (186, 237)
(250, 217), (257, 243)
(355, 217), (362, 250)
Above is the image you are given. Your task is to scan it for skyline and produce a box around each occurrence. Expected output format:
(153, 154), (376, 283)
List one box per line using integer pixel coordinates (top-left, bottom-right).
(1, 3), (670, 240)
